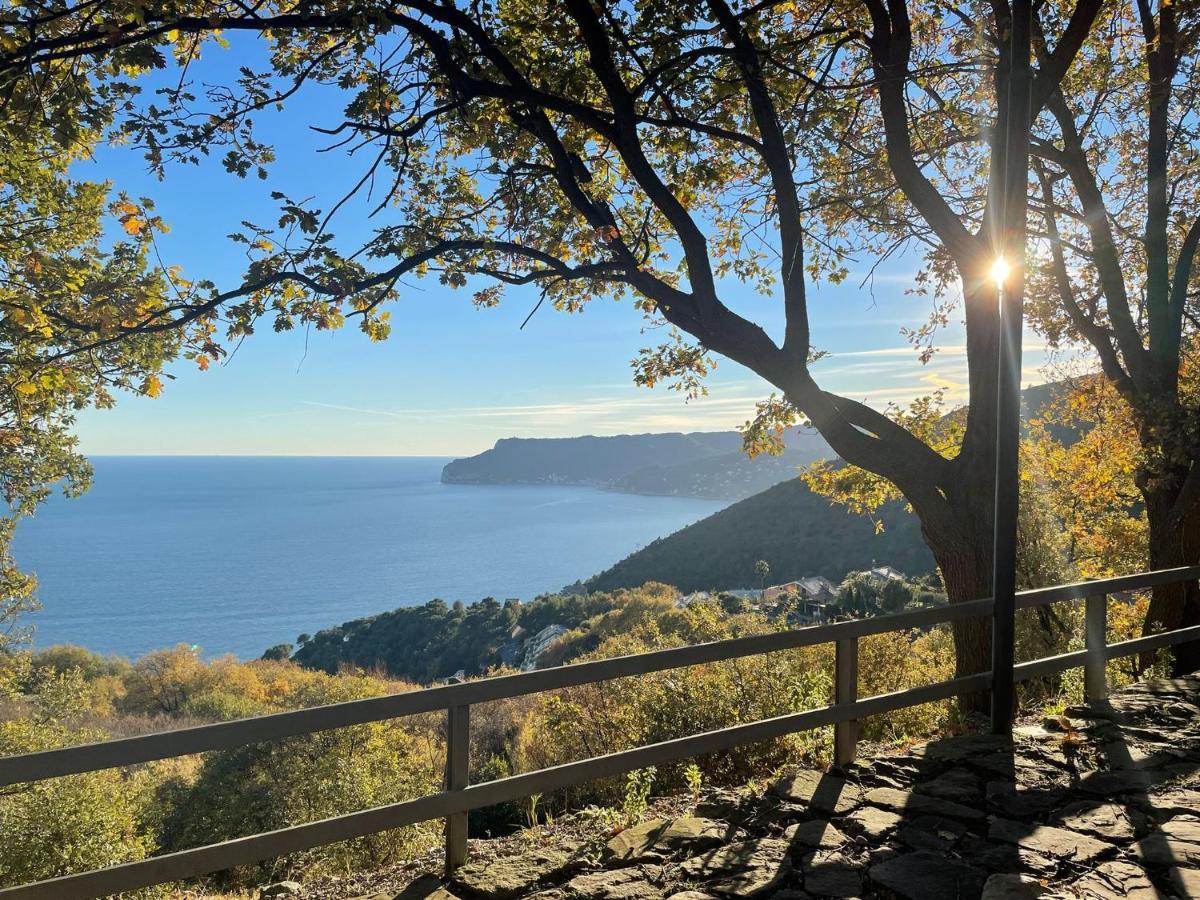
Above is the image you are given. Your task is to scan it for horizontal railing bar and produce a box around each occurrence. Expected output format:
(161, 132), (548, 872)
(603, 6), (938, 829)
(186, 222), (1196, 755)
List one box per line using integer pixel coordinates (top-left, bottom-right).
(0, 597), (996, 787)
(1014, 649), (1088, 681)
(1105, 624), (1200, 660)
(1016, 566), (1200, 610)
(1010, 625), (1200, 683)
(0, 671), (991, 900)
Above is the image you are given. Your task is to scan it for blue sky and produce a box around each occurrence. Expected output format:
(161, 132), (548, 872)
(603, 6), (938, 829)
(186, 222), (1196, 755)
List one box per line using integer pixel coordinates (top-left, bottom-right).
(73, 40), (1053, 458)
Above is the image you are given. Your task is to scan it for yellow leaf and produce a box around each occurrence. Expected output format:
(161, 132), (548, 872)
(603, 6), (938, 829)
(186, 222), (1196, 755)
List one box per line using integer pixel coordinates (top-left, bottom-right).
(142, 376), (163, 398)
(120, 215), (145, 236)
(14, 383), (37, 395)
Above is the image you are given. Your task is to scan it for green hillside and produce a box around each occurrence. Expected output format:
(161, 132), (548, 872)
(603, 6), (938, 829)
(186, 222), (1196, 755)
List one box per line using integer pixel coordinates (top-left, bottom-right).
(291, 593), (619, 681)
(584, 476), (936, 593)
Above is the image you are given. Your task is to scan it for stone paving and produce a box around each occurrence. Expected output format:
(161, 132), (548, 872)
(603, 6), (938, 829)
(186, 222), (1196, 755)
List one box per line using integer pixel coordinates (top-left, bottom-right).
(355, 675), (1200, 900)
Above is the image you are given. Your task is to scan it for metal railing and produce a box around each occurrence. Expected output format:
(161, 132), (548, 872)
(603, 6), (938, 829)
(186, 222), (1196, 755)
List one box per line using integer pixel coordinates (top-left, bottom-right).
(2, 565), (1198, 900)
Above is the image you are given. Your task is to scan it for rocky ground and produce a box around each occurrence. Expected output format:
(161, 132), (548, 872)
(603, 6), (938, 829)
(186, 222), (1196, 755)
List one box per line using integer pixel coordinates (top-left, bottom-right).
(268, 674), (1200, 900)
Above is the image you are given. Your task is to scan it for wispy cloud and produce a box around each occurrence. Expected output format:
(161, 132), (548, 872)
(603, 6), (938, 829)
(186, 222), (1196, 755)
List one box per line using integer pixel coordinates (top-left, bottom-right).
(291, 341), (1057, 439)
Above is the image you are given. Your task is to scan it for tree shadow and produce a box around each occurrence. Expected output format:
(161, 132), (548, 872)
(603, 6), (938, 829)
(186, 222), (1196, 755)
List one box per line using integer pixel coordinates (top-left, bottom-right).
(765, 677), (1200, 898)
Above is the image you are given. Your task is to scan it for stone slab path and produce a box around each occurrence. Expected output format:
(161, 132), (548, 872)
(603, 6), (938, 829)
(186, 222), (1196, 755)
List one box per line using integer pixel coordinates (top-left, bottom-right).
(344, 675), (1200, 900)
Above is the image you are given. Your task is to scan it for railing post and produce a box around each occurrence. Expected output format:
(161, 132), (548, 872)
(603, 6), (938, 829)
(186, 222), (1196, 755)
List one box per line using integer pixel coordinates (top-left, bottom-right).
(834, 637), (858, 767)
(1085, 594), (1108, 703)
(444, 688), (470, 877)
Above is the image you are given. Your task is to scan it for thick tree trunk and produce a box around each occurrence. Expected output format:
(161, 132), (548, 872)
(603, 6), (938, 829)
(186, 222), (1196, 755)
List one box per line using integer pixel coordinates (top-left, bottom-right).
(922, 479), (997, 714)
(1143, 484), (1200, 676)
(938, 558), (994, 709)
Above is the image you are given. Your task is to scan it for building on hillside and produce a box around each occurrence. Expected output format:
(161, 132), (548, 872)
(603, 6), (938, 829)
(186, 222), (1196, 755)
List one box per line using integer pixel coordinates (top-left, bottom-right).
(793, 596), (833, 624)
(789, 576), (837, 624)
(757, 576), (839, 623)
(762, 581), (802, 602)
(797, 576), (837, 602)
(678, 590), (711, 608)
(869, 565), (906, 582)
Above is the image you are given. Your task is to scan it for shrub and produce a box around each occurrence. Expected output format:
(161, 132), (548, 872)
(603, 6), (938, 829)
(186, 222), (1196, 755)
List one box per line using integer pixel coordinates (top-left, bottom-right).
(157, 674), (441, 886)
(0, 689), (157, 892)
(514, 600), (958, 809)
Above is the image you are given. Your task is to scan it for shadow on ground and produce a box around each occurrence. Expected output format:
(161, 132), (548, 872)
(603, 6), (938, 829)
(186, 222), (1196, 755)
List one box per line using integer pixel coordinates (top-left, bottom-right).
(350, 674), (1200, 900)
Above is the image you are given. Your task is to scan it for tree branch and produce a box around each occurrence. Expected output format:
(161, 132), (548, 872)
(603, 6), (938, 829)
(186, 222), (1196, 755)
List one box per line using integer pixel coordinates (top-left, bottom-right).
(706, 0), (809, 363)
(861, 0), (981, 269)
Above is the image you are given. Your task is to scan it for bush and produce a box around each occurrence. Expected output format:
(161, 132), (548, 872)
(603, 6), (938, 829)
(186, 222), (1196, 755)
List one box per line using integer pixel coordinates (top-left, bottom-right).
(32, 645), (131, 681)
(514, 599), (958, 810)
(261, 643), (294, 662)
(514, 602), (833, 805)
(157, 673), (441, 886)
(0, 691), (157, 892)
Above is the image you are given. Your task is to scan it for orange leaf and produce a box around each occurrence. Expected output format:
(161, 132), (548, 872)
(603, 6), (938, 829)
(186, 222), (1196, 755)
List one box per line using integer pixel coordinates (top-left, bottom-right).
(120, 215), (145, 236)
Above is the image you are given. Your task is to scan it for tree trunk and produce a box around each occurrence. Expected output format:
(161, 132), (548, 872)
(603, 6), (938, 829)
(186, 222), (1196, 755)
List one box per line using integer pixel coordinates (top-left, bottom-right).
(922, 481), (997, 714)
(1143, 483), (1200, 676)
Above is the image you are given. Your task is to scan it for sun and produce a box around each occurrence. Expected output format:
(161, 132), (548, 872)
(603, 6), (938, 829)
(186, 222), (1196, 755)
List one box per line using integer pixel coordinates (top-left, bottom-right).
(990, 257), (1011, 289)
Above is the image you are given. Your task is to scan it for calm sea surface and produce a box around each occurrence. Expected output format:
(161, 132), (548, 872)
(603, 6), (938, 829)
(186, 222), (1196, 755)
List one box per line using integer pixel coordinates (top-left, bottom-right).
(12, 456), (725, 660)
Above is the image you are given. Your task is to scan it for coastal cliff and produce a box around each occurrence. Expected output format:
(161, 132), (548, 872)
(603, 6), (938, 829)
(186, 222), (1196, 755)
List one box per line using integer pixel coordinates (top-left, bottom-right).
(441, 430), (830, 502)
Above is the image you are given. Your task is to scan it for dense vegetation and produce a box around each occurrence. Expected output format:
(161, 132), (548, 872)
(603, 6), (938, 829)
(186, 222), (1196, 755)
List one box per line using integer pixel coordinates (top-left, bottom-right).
(442, 430), (830, 501)
(0, 646), (442, 892)
(292, 591), (620, 682)
(288, 569), (944, 682)
(586, 478), (936, 593)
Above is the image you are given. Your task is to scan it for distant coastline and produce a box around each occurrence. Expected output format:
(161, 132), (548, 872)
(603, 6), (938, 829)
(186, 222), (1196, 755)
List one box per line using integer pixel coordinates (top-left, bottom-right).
(441, 430), (831, 502)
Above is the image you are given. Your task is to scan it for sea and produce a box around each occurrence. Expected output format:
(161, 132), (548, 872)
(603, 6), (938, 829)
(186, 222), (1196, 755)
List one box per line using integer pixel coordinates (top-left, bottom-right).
(11, 456), (726, 661)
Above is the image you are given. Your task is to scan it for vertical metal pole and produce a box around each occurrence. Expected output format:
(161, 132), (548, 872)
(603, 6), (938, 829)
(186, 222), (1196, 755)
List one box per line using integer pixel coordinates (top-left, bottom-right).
(1085, 594), (1109, 703)
(990, 0), (1033, 736)
(444, 696), (470, 876)
(834, 637), (858, 767)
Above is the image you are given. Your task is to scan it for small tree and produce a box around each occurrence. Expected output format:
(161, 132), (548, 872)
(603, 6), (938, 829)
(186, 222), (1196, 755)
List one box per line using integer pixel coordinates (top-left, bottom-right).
(720, 593), (747, 615)
(0, 668), (156, 888)
(261, 644), (294, 662)
(879, 578), (915, 615)
(837, 573), (880, 617)
(754, 560), (771, 590)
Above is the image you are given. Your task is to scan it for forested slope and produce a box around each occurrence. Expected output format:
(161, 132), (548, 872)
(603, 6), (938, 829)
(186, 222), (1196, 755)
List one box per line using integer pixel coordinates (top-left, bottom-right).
(585, 477), (936, 593)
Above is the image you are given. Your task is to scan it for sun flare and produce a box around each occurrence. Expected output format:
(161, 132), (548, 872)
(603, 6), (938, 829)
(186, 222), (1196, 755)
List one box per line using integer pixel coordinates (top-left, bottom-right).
(990, 257), (1011, 289)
